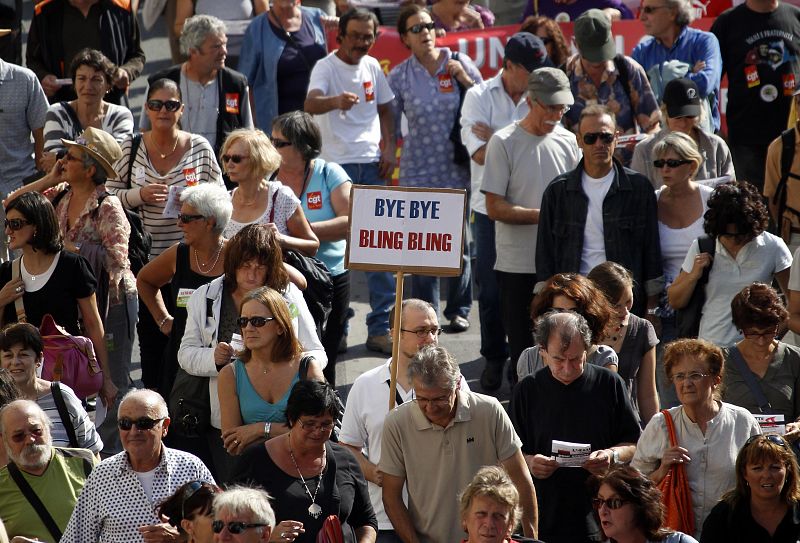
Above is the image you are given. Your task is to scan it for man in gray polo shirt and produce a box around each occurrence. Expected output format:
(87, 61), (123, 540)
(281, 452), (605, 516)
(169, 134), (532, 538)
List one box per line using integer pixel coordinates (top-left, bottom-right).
(481, 67), (581, 385)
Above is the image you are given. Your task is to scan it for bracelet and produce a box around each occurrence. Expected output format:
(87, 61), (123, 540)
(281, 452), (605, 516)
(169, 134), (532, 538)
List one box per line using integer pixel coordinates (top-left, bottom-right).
(158, 315), (171, 330)
(264, 421), (272, 439)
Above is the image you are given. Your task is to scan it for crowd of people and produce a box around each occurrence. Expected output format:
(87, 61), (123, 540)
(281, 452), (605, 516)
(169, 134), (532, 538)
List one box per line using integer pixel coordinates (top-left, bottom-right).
(2, 0), (800, 542)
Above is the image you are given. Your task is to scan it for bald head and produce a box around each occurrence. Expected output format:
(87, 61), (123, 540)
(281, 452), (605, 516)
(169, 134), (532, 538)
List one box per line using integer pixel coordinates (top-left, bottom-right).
(1, 399), (53, 473)
(0, 399), (50, 437)
(118, 389), (169, 419)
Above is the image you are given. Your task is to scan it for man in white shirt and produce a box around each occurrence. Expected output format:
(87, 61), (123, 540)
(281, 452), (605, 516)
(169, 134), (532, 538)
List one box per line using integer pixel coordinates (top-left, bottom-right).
(305, 7), (397, 355)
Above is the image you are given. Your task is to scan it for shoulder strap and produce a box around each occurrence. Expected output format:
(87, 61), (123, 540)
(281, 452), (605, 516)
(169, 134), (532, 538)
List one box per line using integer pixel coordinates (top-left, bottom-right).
(696, 235), (715, 287)
(12, 258), (26, 324)
(51, 381), (79, 448)
(269, 186), (279, 223)
(781, 128), (796, 183)
(7, 462), (63, 541)
(661, 408), (678, 447)
(55, 446), (94, 478)
(51, 187), (70, 210)
(127, 133), (143, 190)
(59, 101), (83, 134)
(91, 191), (111, 219)
(299, 354), (311, 379)
(728, 346), (772, 413)
(613, 55), (634, 129)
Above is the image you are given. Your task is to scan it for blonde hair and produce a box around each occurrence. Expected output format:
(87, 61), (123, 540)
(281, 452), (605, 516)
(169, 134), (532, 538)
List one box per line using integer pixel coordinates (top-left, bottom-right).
(459, 466), (521, 536)
(652, 131), (703, 178)
(220, 129), (282, 180)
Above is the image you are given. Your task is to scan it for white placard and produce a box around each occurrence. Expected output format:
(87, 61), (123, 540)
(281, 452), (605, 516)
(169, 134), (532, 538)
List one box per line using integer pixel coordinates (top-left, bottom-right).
(552, 439), (591, 467)
(754, 414), (786, 436)
(346, 185), (467, 276)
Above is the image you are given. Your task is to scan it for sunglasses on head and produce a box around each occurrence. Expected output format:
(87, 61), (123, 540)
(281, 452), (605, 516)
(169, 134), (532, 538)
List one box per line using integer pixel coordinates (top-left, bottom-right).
(118, 416), (165, 431)
(745, 434), (788, 448)
(222, 154), (248, 163)
(582, 132), (615, 145)
(211, 521), (268, 534)
(237, 316), (276, 328)
(146, 99), (182, 112)
(592, 497), (628, 510)
(181, 481), (218, 519)
(178, 213), (205, 224)
(653, 158), (692, 169)
(407, 22), (435, 34)
(4, 218), (30, 231)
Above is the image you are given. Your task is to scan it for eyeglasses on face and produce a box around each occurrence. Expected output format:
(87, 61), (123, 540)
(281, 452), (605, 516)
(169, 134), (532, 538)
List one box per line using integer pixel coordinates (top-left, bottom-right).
(407, 22), (435, 34)
(745, 434), (788, 448)
(211, 521), (268, 534)
(10, 427), (44, 443)
(582, 132), (615, 145)
(670, 371), (710, 384)
(177, 213), (206, 224)
(297, 418), (335, 432)
(118, 416), (165, 431)
(412, 391), (452, 407)
(270, 136), (292, 149)
(740, 326), (779, 340)
(536, 100), (570, 116)
(146, 99), (182, 112)
(400, 327), (443, 338)
(222, 154), (249, 164)
(237, 316), (275, 328)
(641, 4), (669, 14)
(653, 158), (692, 169)
(592, 497), (628, 510)
(4, 218), (30, 231)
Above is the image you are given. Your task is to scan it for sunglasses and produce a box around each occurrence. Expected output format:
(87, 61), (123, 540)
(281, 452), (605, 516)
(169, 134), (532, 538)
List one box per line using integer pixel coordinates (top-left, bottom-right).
(222, 154), (249, 164)
(4, 218), (30, 231)
(178, 214), (205, 224)
(740, 326), (779, 340)
(653, 158), (692, 169)
(582, 132), (615, 145)
(211, 521), (268, 534)
(745, 434), (788, 448)
(407, 22), (435, 34)
(118, 416), (165, 431)
(10, 427), (44, 443)
(146, 99), (182, 112)
(270, 137), (292, 149)
(237, 316), (276, 328)
(592, 497), (628, 510)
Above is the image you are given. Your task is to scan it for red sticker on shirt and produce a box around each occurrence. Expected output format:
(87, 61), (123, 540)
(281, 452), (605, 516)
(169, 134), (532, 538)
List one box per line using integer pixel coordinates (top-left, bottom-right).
(745, 65), (760, 88)
(307, 191), (322, 210)
(783, 74), (796, 96)
(438, 74), (455, 93)
(183, 168), (197, 186)
(363, 81), (375, 102)
(225, 93), (240, 114)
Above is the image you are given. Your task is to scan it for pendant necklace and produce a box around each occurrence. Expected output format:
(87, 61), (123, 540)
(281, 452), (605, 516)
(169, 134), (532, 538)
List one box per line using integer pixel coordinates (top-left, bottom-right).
(288, 436), (326, 519)
(151, 132), (179, 159)
(194, 240), (223, 274)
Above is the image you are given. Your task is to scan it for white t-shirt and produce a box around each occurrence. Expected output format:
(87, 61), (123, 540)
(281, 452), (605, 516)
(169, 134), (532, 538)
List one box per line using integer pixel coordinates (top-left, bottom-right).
(579, 168), (615, 275)
(134, 468), (158, 501)
(656, 184), (713, 283)
(307, 52), (393, 164)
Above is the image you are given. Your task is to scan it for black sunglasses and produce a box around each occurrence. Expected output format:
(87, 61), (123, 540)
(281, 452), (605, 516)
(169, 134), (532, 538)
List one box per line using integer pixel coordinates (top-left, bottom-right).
(592, 497), (628, 510)
(211, 521), (268, 534)
(118, 416), (165, 431)
(146, 99), (182, 112)
(237, 316), (276, 328)
(653, 158), (692, 169)
(582, 132), (615, 145)
(178, 213), (206, 224)
(745, 434), (788, 448)
(408, 22), (435, 34)
(222, 154), (249, 163)
(4, 218), (30, 231)
(270, 137), (292, 149)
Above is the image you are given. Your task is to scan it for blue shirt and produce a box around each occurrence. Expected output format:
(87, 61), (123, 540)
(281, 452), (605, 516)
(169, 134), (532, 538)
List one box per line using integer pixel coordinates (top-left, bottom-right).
(300, 158), (349, 276)
(632, 26), (722, 131)
(234, 358), (299, 424)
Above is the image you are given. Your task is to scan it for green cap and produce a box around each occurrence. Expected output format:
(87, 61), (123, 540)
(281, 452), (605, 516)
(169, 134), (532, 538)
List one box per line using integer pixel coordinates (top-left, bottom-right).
(575, 9), (616, 63)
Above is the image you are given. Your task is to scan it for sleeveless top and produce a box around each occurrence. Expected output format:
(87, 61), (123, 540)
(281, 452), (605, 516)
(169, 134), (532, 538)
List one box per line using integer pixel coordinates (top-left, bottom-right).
(234, 358), (300, 424)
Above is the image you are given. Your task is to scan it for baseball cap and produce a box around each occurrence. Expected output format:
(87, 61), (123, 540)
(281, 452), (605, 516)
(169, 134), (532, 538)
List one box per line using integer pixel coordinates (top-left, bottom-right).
(663, 78), (701, 118)
(504, 32), (553, 72)
(574, 9), (616, 63)
(528, 67), (574, 106)
(62, 127), (123, 179)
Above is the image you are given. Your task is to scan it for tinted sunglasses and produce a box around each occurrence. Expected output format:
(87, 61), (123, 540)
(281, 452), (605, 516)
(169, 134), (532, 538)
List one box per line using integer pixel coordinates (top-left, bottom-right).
(118, 416), (165, 431)
(237, 316), (276, 328)
(408, 22), (435, 34)
(745, 434), (788, 448)
(582, 132), (615, 145)
(653, 158), (692, 169)
(222, 154), (248, 163)
(146, 99), (182, 112)
(592, 497), (628, 510)
(178, 214), (205, 224)
(270, 137), (292, 149)
(211, 521), (268, 534)
(4, 218), (30, 231)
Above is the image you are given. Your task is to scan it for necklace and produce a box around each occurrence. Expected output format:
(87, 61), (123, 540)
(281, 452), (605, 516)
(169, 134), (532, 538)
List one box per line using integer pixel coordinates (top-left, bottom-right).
(193, 240), (223, 274)
(288, 436), (326, 519)
(150, 132), (180, 159)
(606, 323), (624, 343)
(237, 186), (264, 206)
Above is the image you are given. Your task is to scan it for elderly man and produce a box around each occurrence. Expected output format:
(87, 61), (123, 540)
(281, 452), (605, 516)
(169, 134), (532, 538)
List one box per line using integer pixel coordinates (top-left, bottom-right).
(380, 345), (537, 543)
(632, 0), (722, 134)
(212, 486), (275, 542)
(510, 311), (641, 543)
(0, 400), (96, 542)
(142, 14), (253, 156)
(61, 389), (215, 543)
(341, 299), (470, 542)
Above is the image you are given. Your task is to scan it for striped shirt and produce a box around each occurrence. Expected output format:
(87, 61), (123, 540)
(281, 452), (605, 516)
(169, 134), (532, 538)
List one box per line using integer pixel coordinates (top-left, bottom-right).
(38, 382), (103, 454)
(43, 101), (134, 153)
(107, 133), (224, 258)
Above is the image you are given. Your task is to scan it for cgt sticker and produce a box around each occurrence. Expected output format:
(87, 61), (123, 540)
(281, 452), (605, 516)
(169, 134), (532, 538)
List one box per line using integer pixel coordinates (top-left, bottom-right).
(225, 93), (240, 114)
(438, 73), (454, 93)
(307, 191), (322, 210)
(363, 81), (375, 102)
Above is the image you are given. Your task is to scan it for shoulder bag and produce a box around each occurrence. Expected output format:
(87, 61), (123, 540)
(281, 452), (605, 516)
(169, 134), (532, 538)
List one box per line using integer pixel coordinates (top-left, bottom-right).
(675, 235), (715, 339)
(449, 52), (470, 166)
(51, 381), (79, 448)
(658, 409), (695, 535)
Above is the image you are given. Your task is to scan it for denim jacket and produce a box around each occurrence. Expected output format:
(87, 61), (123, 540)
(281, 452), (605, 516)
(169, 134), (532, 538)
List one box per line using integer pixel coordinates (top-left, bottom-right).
(535, 158), (664, 315)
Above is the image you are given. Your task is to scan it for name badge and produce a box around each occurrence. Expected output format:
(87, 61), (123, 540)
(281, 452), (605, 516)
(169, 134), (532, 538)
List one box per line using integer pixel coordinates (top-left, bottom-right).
(438, 74), (455, 93)
(176, 287), (196, 308)
(307, 191), (322, 210)
(225, 93), (240, 114)
(135, 167), (145, 183)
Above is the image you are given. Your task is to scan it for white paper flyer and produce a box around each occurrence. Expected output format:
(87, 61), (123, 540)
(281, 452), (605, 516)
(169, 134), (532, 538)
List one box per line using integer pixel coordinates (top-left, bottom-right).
(552, 439), (591, 467)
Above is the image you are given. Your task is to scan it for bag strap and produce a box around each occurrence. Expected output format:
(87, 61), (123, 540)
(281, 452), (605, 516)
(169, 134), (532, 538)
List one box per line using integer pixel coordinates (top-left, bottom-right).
(695, 235), (715, 287)
(613, 55), (635, 131)
(661, 409), (678, 447)
(774, 128), (800, 233)
(268, 185), (279, 224)
(385, 379), (404, 406)
(51, 187), (71, 210)
(51, 381), (79, 448)
(12, 257), (26, 324)
(127, 133), (143, 190)
(7, 462), (63, 541)
(60, 101), (83, 134)
(728, 346), (772, 413)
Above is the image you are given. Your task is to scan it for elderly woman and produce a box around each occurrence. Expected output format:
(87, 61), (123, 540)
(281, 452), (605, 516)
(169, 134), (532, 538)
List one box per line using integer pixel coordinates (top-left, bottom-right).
(212, 486), (277, 540)
(592, 465), (699, 543)
(701, 434), (800, 542)
(458, 466), (521, 543)
(520, 16), (570, 69)
(230, 380), (377, 543)
(388, 4), (481, 332)
(271, 111), (351, 384)
(179, 224), (325, 482)
(668, 181), (792, 347)
(239, 0), (330, 130)
(40, 48), (134, 172)
(632, 339), (761, 537)
(430, 0), (494, 32)
(220, 128), (319, 256)
(158, 480), (222, 543)
(631, 78), (735, 188)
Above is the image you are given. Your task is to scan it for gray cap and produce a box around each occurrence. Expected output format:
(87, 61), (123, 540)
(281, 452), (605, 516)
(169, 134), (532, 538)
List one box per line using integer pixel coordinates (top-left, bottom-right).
(528, 67), (574, 106)
(574, 9), (616, 63)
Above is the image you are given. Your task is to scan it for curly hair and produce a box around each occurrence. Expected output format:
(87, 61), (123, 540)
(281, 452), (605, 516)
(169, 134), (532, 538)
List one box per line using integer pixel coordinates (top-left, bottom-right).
(531, 273), (613, 344)
(663, 339), (724, 400)
(459, 466), (520, 537)
(704, 181), (769, 239)
(520, 16), (570, 68)
(730, 283), (788, 331)
(724, 434), (800, 508)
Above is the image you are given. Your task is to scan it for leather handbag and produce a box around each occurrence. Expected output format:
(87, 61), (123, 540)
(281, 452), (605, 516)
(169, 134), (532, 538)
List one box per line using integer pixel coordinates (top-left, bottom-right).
(675, 235), (715, 339)
(658, 409), (695, 535)
(316, 515), (345, 543)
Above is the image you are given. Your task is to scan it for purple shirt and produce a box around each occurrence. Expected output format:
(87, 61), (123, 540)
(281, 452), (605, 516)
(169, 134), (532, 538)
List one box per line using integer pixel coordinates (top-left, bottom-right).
(523, 0), (634, 21)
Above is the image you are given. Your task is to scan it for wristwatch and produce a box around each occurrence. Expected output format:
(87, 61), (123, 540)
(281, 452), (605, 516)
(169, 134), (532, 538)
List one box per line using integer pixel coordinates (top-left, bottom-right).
(610, 448), (620, 465)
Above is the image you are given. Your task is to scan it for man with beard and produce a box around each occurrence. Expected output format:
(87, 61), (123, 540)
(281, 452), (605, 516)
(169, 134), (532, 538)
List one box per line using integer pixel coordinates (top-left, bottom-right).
(0, 399), (96, 542)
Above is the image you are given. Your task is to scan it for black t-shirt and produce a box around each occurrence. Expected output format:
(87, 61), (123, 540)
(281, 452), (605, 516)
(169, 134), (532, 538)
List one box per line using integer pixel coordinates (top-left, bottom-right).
(272, 15), (327, 115)
(711, 3), (800, 145)
(509, 364), (642, 543)
(701, 499), (800, 543)
(0, 251), (96, 335)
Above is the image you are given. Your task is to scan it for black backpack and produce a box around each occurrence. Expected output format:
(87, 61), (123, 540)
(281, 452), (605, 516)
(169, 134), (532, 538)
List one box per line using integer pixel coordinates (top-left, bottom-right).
(121, 134), (152, 274)
(771, 127), (800, 240)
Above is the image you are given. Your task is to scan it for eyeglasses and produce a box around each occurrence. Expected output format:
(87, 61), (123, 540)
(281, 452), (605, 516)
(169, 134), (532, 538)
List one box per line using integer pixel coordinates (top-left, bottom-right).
(211, 521), (268, 535)
(407, 22), (435, 34)
(641, 5), (669, 14)
(118, 416), (165, 431)
(582, 132), (615, 145)
(592, 497), (628, 510)
(4, 218), (30, 231)
(237, 316), (275, 328)
(9, 427), (44, 443)
(653, 158), (692, 169)
(177, 214), (206, 224)
(670, 371), (710, 384)
(741, 326), (779, 340)
(270, 137), (292, 149)
(297, 418), (335, 432)
(745, 434), (788, 448)
(222, 154), (249, 164)
(412, 391), (453, 407)
(536, 100), (570, 115)
(146, 99), (182, 112)
(346, 31), (376, 42)
(400, 327), (443, 338)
